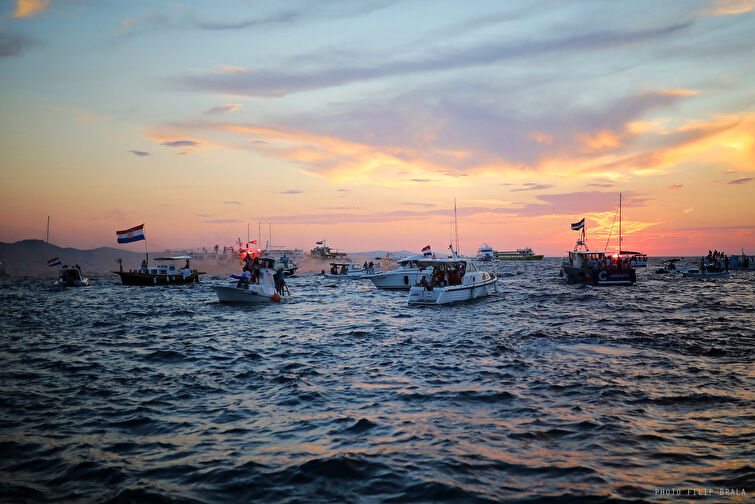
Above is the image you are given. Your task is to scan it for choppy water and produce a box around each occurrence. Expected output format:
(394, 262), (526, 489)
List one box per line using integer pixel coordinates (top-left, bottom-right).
(1, 258), (753, 503)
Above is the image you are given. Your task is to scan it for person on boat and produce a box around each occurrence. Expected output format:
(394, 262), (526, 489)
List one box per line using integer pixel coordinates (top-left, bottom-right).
(184, 259), (190, 270)
(274, 268), (286, 295)
(282, 254), (289, 267)
(330, 264), (337, 275)
(252, 257), (261, 284)
(340, 265), (347, 275)
(232, 271), (251, 289)
(141, 259), (148, 272)
(368, 261), (374, 274)
(243, 253), (254, 273)
(363, 261), (368, 271)
(419, 276), (430, 290)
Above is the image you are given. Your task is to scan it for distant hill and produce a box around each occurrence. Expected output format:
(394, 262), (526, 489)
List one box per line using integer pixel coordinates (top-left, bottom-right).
(0, 240), (146, 277)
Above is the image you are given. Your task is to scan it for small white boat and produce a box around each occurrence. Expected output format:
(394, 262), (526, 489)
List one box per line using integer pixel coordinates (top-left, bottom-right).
(212, 258), (284, 303)
(407, 246), (497, 305)
(681, 267), (730, 279)
(364, 253), (434, 290)
(322, 262), (380, 279)
(56, 265), (89, 287)
(655, 259), (681, 274)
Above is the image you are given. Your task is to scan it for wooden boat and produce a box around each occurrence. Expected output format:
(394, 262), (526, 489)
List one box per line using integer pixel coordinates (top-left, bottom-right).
(560, 219), (636, 286)
(113, 256), (204, 285)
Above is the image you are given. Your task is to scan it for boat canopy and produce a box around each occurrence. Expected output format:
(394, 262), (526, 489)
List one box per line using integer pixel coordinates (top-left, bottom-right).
(619, 250), (645, 255)
(154, 256), (193, 261)
(415, 259), (476, 271)
(329, 262), (357, 266)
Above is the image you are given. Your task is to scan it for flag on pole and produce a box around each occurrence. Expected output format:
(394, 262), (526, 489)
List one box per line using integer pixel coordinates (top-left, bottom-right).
(116, 224), (145, 243)
(316, 240), (324, 245)
(47, 257), (61, 267)
(249, 240), (257, 244)
(571, 218), (585, 231)
(422, 245), (432, 256)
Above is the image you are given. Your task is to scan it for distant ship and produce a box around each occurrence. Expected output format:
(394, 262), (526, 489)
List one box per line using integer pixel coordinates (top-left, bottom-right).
(310, 240), (349, 260)
(494, 248), (544, 260)
(113, 256), (204, 285)
(476, 244), (494, 261)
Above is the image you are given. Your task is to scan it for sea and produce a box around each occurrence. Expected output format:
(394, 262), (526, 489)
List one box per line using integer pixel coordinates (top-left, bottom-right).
(0, 258), (752, 503)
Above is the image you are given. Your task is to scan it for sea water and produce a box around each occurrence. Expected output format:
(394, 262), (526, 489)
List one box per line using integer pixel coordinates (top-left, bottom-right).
(0, 258), (752, 503)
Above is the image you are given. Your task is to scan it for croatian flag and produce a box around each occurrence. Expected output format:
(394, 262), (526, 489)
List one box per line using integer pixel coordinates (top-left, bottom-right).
(571, 218), (585, 231)
(422, 245), (432, 256)
(249, 240), (257, 244)
(316, 240), (324, 245)
(116, 224), (145, 244)
(47, 257), (61, 267)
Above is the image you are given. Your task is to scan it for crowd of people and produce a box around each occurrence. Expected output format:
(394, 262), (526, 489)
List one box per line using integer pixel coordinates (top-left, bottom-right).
(701, 249), (728, 272)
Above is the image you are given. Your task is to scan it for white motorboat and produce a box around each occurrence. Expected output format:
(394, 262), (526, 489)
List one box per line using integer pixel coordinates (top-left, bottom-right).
(681, 267), (730, 279)
(476, 244), (494, 261)
(56, 265), (89, 287)
(407, 246), (497, 305)
(655, 259), (681, 274)
(364, 253), (434, 290)
(212, 258), (284, 303)
(322, 262), (379, 279)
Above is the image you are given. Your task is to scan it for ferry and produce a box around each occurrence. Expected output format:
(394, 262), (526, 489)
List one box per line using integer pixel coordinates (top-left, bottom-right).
(212, 258), (284, 303)
(407, 246), (497, 305)
(364, 252), (434, 290)
(494, 248), (544, 260)
(113, 256), (204, 285)
(476, 244), (494, 261)
(560, 219), (635, 286)
(56, 264), (89, 287)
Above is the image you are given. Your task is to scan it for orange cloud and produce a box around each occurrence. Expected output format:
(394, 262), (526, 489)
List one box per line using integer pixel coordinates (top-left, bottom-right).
(703, 0), (755, 16)
(11, 0), (50, 19)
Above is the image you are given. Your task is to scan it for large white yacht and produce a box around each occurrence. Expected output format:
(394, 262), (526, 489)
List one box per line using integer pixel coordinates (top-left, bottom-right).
(364, 253), (434, 290)
(476, 244), (494, 261)
(407, 246), (497, 305)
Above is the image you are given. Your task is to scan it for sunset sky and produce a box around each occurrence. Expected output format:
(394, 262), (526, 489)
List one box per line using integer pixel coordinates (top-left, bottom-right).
(1, 0), (753, 256)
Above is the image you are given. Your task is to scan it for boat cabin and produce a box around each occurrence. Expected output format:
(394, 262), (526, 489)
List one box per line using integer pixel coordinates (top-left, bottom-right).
(140, 256), (195, 276)
(414, 259), (477, 287)
(477, 245), (494, 260)
(567, 251), (607, 269)
(328, 262), (362, 275)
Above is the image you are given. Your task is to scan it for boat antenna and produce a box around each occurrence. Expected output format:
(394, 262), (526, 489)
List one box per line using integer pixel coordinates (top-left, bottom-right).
(619, 192), (622, 254)
(603, 199), (620, 251)
(46, 216), (50, 244)
(453, 198), (459, 254)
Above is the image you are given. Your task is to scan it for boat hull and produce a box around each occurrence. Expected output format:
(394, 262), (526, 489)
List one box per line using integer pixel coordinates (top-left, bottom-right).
(561, 265), (635, 286)
(113, 271), (202, 285)
(682, 270), (730, 279)
(495, 255), (544, 261)
(365, 269), (433, 290)
(212, 285), (279, 303)
(408, 277), (498, 305)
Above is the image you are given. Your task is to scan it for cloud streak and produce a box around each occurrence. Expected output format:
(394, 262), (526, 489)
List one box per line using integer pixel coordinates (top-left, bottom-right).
(176, 23), (691, 97)
(129, 150), (150, 157)
(161, 140), (199, 147)
(0, 32), (33, 59)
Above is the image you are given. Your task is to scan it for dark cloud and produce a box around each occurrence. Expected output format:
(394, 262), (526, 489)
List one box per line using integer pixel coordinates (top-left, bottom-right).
(511, 183), (553, 192)
(176, 23), (691, 97)
(129, 150), (150, 156)
(667, 184), (683, 190)
(728, 177), (753, 185)
(223, 201), (242, 205)
(280, 189), (303, 194)
(402, 202), (435, 207)
(161, 140), (198, 147)
(250, 140), (267, 145)
(202, 219), (242, 224)
(204, 104), (241, 115)
(0, 32), (34, 59)
(587, 182), (615, 188)
(410, 178), (431, 183)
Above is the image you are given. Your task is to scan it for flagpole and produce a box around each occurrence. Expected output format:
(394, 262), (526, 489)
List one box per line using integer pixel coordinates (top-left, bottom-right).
(46, 216), (50, 244)
(143, 223), (148, 265)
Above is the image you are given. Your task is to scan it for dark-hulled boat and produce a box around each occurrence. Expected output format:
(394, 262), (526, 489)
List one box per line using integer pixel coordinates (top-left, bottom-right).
(560, 219), (635, 286)
(113, 256), (204, 285)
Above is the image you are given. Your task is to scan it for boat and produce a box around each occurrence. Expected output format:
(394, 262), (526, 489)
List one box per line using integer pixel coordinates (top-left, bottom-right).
(310, 240), (349, 260)
(113, 256), (204, 285)
(476, 244), (494, 261)
(560, 218), (636, 286)
(494, 248), (544, 260)
(621, 250), (648, 268)
(681, 267), (729, 279)
(364, 252), (434, 290)
(407, 246), (497, 304)
(728, 250), (754, 270)
(655, 258), (680, 274)
(212, 258), (284, 303)
(322, 262), (379, 279)
(56, 264), (89, 286)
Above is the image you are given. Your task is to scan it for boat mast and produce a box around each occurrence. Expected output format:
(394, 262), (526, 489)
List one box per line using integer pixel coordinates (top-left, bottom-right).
(453, 198), (459, 254)
(46, 216), (50, 244)
(619, 193), (622, 253)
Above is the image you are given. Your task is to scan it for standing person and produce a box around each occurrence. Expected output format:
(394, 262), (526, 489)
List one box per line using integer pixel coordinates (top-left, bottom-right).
(243, 253), (254, 273)
(282, 254), (288, 267)
(252, 257), (261, 284)
(274, 268), (286, 295)
(141, 259), (148, 272)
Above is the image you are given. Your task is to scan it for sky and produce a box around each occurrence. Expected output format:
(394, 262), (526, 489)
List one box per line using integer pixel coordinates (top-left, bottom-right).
(0, 0), (753, 256)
